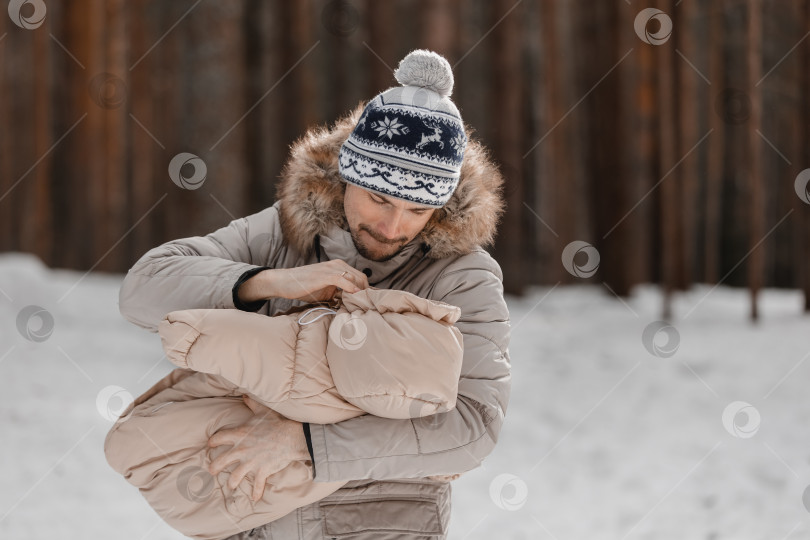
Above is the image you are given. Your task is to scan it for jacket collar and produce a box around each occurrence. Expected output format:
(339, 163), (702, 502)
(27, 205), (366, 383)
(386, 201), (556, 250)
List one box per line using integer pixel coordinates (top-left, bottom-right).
(276, 101), (506, 261)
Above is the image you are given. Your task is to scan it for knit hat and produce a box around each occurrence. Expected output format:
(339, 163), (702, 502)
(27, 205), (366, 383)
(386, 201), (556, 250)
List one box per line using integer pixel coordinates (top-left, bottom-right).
(338, 49), (467, 208)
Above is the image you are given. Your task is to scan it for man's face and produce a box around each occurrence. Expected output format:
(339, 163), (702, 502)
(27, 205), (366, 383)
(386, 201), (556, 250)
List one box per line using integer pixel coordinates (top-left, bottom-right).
(343, 183), (436, 262)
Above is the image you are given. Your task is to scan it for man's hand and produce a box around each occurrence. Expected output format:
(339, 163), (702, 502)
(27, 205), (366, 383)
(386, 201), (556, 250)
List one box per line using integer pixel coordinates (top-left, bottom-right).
(207, 395), (311, 501)
(238, 260), (369, 304)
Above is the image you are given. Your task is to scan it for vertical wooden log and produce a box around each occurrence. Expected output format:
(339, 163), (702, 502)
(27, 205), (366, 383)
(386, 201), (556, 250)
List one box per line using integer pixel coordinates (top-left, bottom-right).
(677, 0), (700, 292)
(527, 0), (556, 284)
(419, 0), (458, 57)
(2, 21), (31, 253)
(26, 10), (53, 262)
(656, 0), (677, 320)
(747, 0), (764, 320)
(188, 1), (248, 233)
(317, 0), (355, 120)
(635, 20), (658, 287)
(86, 0), (107, 268)
(62, 0), (105, 268)
(0, 11), (10, 251)
(102, 0), (128, 270)
(455, 0), (489, 141)
(544, 0), (589, 284)
(154, 0), (187, 241)
(537, 0), (561, 284)
(584, 2), (622, 291)
(616, 2), (643, 291)
(2, 15), (40, 254)
(489, 0), (526, 293)
(773, 1), (802, 299)
(289, 1), (318, 132)
(804, 0), (810, 311)
(610, 1), (653, 295)
(127, 0), (159, 263)
(705, 1), (726, 284)
(46, 1), (69, 268)
(798, 0), (810, 311)
(558, 0), (585, 283)
(245, 0), (286, 208)
(367, 0), (396, 96)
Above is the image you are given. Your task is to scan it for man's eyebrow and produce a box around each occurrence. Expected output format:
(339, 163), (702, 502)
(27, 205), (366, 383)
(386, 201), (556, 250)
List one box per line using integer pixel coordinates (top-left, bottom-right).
(372, 191), (433, 211)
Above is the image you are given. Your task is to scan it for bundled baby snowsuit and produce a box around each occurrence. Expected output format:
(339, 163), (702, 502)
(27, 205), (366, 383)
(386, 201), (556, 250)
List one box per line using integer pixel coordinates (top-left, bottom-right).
(104, 287), (464, 540)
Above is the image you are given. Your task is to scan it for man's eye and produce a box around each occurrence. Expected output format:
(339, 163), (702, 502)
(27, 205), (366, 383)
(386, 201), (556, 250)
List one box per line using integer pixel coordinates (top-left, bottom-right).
(372, 196), (386, 205)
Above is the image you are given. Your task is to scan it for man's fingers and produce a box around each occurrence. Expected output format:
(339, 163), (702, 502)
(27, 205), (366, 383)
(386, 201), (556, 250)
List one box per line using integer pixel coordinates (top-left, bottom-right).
(345, 266), (369, 289)
(228, 461), (252, 490)
(252, 466), (279, 502)
(243, 394), (264, 414)
(333, 262), (369, 290)
(208, 448), (243, 476)
(208, 429), (238, 448)
(252, 476), (266, 502)
(337, 275), (361, 293)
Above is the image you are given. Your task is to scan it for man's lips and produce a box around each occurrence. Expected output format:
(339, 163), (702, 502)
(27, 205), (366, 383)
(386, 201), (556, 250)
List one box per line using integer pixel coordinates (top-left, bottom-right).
(362, 228), (402, 245)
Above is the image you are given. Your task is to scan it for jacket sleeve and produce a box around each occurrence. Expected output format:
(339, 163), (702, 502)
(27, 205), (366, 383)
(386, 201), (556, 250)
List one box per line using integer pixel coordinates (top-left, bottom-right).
(305, 251), (511, 482)
(118, 203), (283, 333)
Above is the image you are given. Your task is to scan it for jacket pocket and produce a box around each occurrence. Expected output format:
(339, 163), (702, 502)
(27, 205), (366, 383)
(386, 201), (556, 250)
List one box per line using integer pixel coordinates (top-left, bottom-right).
(317, 480), (450, 538)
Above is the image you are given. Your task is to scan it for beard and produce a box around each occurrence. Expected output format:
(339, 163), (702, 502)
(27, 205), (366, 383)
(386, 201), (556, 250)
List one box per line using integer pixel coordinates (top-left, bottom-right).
(350, 224), (406, 262)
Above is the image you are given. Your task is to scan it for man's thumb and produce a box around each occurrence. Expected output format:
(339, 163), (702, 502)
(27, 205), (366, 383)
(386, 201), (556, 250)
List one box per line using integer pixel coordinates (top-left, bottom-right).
(243, 394), (263, 413)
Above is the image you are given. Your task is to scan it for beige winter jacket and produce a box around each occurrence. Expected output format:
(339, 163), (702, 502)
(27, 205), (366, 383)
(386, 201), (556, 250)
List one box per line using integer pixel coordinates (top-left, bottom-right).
(105, 287), (464, 540)
(116, 101), (511, 539)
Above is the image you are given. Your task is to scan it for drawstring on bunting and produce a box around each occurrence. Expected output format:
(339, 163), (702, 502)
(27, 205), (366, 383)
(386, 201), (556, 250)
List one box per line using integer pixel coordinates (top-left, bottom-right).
(297, 306), (338, 326)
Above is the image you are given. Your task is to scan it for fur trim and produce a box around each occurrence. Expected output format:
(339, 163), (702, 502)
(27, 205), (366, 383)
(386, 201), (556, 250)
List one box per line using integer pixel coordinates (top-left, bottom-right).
(276, 101), (505, 259)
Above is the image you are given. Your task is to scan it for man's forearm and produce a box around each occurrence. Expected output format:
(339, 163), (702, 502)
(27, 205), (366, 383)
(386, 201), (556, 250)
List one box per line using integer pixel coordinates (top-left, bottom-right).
(236, 268), (274, 304)
(232, 266), (273, 312)
(306, 393), (506, 483)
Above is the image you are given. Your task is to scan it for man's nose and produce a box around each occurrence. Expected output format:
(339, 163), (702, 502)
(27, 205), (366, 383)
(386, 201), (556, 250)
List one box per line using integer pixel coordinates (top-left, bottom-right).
(378, 209), (404, 240)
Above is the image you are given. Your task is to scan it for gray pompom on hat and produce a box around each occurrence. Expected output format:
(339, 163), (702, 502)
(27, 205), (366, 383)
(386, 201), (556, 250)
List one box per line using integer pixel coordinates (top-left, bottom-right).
(393, 49), (455, 97)
(338, 49), (467, 208)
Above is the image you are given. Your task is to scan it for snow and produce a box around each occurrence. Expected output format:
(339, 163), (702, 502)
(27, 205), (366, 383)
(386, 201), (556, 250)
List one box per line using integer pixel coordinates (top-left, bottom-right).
(1, 251), (808, 539)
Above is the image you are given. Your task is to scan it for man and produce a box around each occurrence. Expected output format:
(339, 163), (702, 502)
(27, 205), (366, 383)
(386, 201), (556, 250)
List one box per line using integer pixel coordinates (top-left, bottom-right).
(118, 49), (511, 539)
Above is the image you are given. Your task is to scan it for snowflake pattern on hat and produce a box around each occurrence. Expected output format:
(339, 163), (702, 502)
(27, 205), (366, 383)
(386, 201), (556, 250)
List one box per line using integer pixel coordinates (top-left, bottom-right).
(371, 116), (410, 139)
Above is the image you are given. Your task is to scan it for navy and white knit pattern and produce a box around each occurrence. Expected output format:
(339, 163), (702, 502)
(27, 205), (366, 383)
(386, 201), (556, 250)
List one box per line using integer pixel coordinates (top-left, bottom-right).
(339, 85), (467, 207)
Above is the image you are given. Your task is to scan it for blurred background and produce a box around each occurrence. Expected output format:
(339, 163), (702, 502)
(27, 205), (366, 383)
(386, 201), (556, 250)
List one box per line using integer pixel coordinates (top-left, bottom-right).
(2, 1), (810, 539)
(2, 0), (809, 315)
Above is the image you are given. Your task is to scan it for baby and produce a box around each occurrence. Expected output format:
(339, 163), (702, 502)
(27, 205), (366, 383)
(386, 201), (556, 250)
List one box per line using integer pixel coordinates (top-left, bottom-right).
(104, 286), (465, 540)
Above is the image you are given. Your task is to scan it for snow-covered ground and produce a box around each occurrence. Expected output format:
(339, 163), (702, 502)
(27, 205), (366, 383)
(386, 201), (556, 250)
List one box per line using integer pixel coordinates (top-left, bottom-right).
(1, 252), (809, 539)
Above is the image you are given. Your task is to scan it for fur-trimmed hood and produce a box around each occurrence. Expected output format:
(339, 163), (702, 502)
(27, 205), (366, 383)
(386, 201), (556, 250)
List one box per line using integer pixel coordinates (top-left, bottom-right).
(275, 101), (505, 259)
